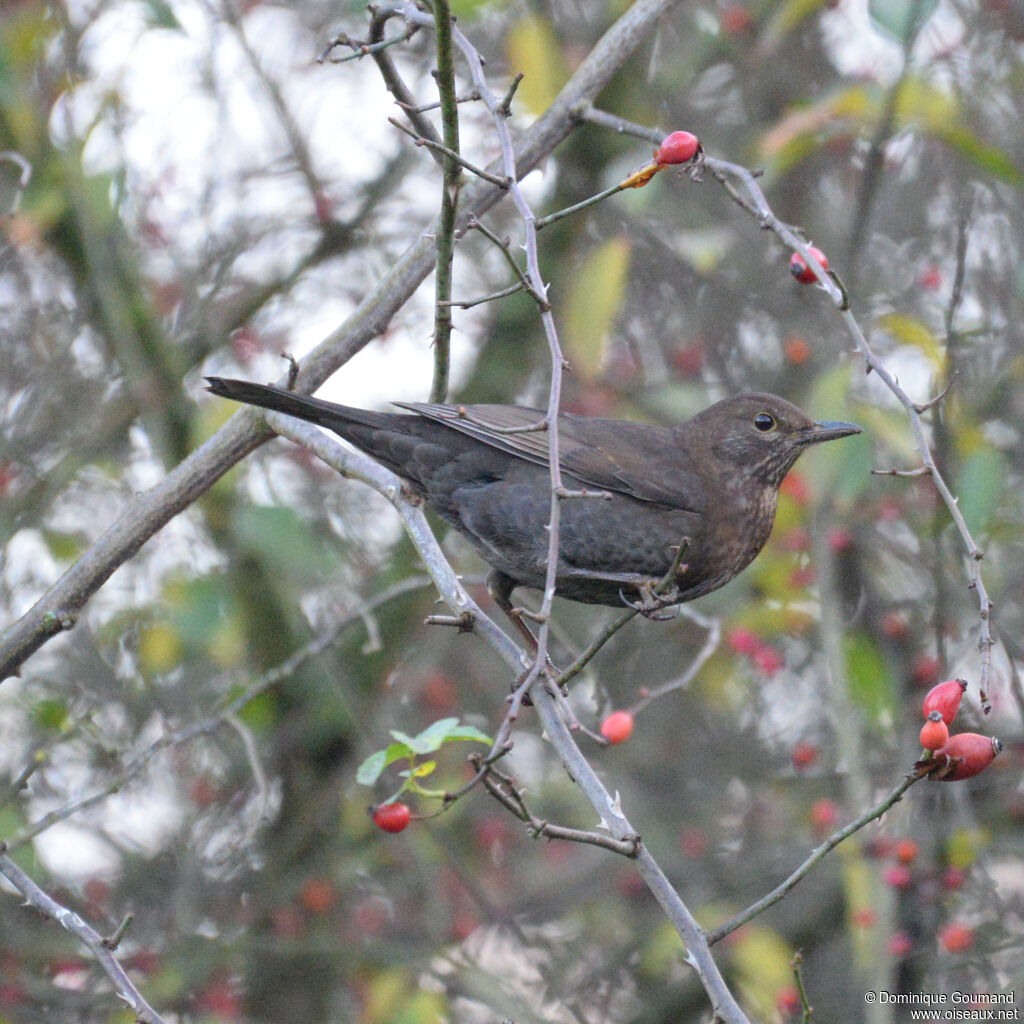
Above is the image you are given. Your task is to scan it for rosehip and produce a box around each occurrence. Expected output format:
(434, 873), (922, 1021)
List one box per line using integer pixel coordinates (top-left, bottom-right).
(939, 922), (974, 953)
(600, 710), (635, 745)
(371, 801), (411, 833)
(775, 985), (800, 1017)
(894, 838), (919, 864)
(941, 867), (967, 891)
(887, 931), (913, 956)
(912, 654), (940, 688)
(883, 864), (912, 889)
(919, 711), (949, 752)
(921, 678), (967, 725)
(851, 907), (876, 929)
(810, 798), (841, 834)
(726, 627), (761, 655)
(790, 246), (829, 284)
(654, 130), (700, 165)
(932, 733), (1002, 781)
(791, 741), (819, 770)
(752, 645), (783, 675)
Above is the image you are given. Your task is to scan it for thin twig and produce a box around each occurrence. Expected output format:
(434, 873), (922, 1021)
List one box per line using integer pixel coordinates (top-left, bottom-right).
(388, 117), (509, 187)
(706, 773), (924, 945)
(5, 576), (432, 851)
(438, 281), (525, 309)
(480, 764), (639, 855)
(0, 848), (168, 1024)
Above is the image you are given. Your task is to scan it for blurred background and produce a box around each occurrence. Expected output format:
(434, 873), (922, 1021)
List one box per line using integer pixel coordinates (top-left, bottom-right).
(1, 0), (1022, 1020)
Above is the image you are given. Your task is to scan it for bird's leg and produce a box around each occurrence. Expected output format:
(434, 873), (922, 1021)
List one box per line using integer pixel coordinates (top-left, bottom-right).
(626, 537), (691, 618)
(486, 571), (565, 700)
(487, 571), (541, 651)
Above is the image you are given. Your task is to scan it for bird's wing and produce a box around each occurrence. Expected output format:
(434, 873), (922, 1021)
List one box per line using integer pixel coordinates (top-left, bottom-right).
(394, 402), (706, 512)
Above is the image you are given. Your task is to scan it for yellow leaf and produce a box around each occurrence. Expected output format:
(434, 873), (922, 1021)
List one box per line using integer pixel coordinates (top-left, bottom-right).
(563, 237), (631, 382)
(504, 14), (569, 116)
(731, 926), (794, 1017)
(876, 312), (945, 370)
(138, 624), (182, 675)
(946, 827), (989, 869)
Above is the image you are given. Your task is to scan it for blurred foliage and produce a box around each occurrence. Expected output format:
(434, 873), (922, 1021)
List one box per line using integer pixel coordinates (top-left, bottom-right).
(1, 0), (1023, 1022)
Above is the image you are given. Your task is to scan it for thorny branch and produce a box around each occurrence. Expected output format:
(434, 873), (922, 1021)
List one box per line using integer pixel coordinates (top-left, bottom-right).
(573, 102), (996, 710)
(706, 772), (925, 945)
(0, 847), (167, 1024)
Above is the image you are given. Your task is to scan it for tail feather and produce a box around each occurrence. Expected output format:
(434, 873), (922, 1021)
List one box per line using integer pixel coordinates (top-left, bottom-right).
(204, 377), (390, 433)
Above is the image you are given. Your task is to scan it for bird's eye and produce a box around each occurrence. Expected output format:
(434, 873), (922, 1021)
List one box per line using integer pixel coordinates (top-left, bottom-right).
(753, 412), (776, 432)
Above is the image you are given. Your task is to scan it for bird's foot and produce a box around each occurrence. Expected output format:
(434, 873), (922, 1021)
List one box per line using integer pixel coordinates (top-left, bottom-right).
(622, 578), (681, 619)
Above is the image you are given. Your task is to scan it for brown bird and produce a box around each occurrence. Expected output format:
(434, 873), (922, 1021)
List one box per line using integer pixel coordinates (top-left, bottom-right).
(206, 378), (861, 617)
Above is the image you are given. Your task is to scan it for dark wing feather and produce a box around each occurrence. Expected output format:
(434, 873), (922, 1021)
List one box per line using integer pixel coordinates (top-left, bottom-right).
(394, 402), (706, 512)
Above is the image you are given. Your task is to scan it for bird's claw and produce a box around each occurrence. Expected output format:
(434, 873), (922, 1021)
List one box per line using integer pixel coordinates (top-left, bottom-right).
(621, 579), (681, 619)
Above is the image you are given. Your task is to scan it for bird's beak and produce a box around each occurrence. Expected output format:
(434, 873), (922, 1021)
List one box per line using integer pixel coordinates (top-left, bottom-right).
(802, 420), (863, 444)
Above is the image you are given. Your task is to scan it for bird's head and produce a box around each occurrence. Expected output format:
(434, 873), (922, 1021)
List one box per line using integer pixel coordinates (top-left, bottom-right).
(688, 393), (862, 490)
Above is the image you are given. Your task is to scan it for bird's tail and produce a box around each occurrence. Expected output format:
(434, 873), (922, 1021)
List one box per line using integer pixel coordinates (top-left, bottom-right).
(205, 377), (390, 434)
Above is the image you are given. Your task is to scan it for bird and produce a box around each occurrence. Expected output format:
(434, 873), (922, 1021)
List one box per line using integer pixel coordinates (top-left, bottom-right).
(205, 377), (861, 623)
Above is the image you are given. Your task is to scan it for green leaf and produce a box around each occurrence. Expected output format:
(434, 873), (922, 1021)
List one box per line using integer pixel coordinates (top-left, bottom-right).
(140, 0), (184, 30)
(844, 633), (896, 724)
(956, 447), (1005, 537)
(391, 716), (461, 754)
(356, 750), (388, 786)
(441, 724), (493, 745)
(356, 741), (414, 785)
(31, 698), (71, 733)
(233, 505), (340, 583)
(868, 0), (937, 43)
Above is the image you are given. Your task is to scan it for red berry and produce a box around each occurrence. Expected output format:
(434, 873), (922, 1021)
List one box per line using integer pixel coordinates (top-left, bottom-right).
(919, 711), (949, 752)
(851, 907), (876, 929)
(654, 130), (700, 165)
(921, 678), (967, 725)
(883, 864), (913, 889)
(939, 922), (974, 953)
(775, 985), (800, 1017)
(371, 801), (411, 833)
(827, 526), (853, 552)
(941, 867), (967, 891)
(299, 877), (338, 915)
(780, 471), (810, 505)
(784, 335), (811, 364)
(600, 710), (635, 745)
(894, 838), (919, 864)
(720, 4), (754, 35)
(933, 734), (1002, 781)
(726, 627), (761, 655)
(679, 826), (709, 858)
(669, 340), (705, 378)
(880, 611), (908, 639)
(888, 931), (913, 956)
(789, 246), (829, 284)
(791, 741), (819, 770)
(810, 798), (841, 834)
(752, 645), (783, 676)
(912, 654), (941, 688)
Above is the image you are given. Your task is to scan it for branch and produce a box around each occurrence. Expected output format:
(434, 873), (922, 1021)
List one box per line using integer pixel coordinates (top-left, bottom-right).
(428, 0), (461, 402)
(706, 772), (924, 945)
(0, 0), (676, 682)
(576, 101), (997, 709)
(0, 847), (168, 1024)
(5, 575), (431, 850)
